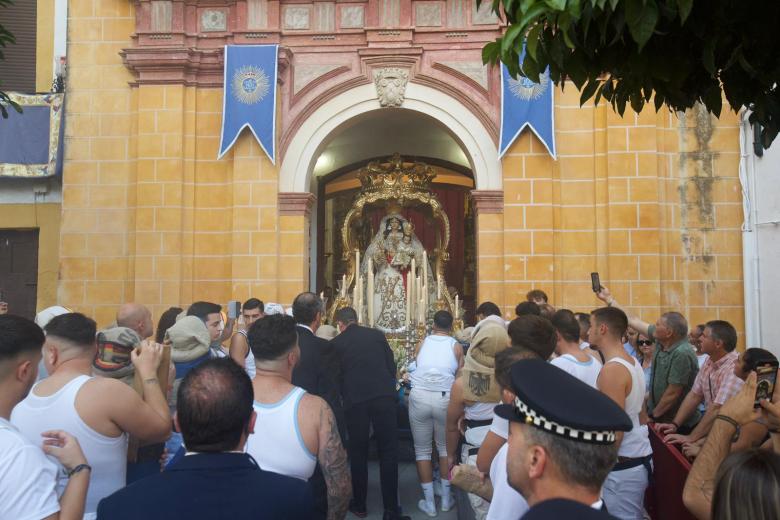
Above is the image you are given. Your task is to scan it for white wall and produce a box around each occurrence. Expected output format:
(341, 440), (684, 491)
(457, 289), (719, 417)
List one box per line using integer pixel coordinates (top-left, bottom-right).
(741, 113), (780, 354)
(0, 177), (62, 204)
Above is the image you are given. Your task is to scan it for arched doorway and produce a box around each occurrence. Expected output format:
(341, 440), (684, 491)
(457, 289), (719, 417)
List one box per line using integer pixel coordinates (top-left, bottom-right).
(278, 82), (501, 320)
(312, 109), (479, 320)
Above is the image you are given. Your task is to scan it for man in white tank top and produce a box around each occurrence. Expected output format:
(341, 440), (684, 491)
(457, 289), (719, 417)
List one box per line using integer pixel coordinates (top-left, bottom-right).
(11, 313), (172, 518)
(590, 307), (653, 520)
(244, 314), (351, 520)
(228, 298), (264, 379)
(550, 310), (602, 388)
(1, 314), (91, 520)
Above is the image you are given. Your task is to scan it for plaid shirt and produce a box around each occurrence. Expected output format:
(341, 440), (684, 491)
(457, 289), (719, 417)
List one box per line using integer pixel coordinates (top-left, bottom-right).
(691, 351), (744, 408)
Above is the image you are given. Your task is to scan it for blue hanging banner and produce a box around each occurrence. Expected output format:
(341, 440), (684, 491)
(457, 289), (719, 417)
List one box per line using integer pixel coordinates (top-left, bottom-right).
(499, 50), (556, 159)
(218, 44), (279, 162)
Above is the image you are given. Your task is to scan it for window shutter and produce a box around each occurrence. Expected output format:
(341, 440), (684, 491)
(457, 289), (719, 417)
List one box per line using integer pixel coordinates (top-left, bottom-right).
(0, 0), (37, 93)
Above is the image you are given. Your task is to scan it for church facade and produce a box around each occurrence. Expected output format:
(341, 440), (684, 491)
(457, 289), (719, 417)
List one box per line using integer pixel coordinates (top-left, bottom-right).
(57, 0), (745, 333)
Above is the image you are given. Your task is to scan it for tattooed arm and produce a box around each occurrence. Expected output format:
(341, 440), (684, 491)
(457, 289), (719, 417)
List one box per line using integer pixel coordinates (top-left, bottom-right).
(682, 373), (760, 520)
(318, 400), (351, 520)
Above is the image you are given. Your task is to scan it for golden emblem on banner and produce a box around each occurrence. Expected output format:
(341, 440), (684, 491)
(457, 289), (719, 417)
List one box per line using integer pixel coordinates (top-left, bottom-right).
(231, 65), (270, 105)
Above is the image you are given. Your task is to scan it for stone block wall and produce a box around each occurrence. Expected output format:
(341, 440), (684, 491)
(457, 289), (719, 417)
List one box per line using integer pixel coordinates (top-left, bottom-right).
(60, 0), (745, 337)
(478, 86), (744, 335)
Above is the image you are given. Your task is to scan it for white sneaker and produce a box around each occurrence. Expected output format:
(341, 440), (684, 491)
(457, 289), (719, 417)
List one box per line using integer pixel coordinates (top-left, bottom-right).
(417, 499), (437, 517)
(441, 494), (455, 512)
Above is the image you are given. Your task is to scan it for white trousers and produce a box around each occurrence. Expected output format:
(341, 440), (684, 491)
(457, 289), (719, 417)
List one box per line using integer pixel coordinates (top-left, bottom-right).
(602, 464), (649, 520)
(408, 388), (450, 460)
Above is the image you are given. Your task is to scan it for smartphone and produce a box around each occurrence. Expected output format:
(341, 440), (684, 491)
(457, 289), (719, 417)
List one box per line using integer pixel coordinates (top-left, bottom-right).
(591, 272), (601, 293)
(754, 361), (779, 408)
(227, 300), (241, 320)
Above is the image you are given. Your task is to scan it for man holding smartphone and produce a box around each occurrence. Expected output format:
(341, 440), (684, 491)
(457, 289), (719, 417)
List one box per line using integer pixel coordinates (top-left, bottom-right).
(656, 320), (744, 446)
(595, 286), (699, 429)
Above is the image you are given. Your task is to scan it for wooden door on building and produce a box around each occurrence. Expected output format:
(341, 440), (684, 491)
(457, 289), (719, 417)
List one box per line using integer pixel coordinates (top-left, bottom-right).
(0, 230), (39, 319)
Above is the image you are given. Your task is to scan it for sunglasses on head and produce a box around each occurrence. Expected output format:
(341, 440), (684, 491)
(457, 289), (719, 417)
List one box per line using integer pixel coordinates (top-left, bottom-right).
(637, 340), (653, 346)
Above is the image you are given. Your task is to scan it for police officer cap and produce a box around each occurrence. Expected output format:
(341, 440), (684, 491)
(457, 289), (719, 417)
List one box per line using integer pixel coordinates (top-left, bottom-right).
(494, 359), (632, 444)
(522, 498), (619, 520)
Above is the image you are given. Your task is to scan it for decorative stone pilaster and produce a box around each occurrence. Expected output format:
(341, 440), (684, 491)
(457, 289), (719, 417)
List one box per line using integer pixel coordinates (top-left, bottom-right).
(470, 190), (504, 215)
(278, 192), (316, 217)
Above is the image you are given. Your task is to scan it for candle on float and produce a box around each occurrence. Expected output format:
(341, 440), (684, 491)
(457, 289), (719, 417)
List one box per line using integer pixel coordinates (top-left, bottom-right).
(419, 297), (425, 323)
(423, 251), (428, 287)
(341, 274), (346, 298)
(437, 275), (441, 299)
(455, 294), (460, 319)
(355, 250), (360, 278)
(357, 275), (363, 323)
(410, 258), (417, 322)
(368, 258), (374, 327)
(406, 272), (411, 328)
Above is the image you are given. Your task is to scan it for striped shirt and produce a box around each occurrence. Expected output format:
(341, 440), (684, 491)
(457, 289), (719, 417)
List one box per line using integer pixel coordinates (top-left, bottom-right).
(691, 351), (743, 408)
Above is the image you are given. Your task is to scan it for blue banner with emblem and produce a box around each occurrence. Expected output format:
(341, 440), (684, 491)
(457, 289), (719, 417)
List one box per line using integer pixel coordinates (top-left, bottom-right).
(219, 44), (278, 162)
(499, 49), (556, 159)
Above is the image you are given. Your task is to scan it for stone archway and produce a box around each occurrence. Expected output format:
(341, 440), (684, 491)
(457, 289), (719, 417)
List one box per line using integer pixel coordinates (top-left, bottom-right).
(276, 81), (504, 303)
(279, 82), (502, 193)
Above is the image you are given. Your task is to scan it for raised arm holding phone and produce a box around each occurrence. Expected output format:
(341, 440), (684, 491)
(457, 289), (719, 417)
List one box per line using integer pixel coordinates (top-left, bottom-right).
(593, 279), (699, 426)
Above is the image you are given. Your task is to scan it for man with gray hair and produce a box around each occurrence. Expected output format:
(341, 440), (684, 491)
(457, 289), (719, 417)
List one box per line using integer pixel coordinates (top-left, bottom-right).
(596, 286), (699, 430)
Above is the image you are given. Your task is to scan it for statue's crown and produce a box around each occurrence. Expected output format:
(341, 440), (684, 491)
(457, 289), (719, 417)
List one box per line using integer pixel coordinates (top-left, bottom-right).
(357, 153), (436, 197)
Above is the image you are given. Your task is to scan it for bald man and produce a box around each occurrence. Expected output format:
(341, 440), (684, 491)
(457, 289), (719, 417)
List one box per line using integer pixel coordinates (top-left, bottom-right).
(117, 303), (154, 340)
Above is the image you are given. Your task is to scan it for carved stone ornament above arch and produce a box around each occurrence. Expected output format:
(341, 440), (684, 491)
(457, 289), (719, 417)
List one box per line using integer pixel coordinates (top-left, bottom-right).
(121, 0), (504, 160)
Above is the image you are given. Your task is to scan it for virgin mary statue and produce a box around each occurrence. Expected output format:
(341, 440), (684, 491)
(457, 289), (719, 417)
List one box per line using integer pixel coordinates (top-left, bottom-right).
(361, 213), (434, 332)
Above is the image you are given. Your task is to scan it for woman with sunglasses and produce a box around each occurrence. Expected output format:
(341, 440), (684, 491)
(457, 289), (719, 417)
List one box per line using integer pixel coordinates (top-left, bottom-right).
(636, 334), (655, 392)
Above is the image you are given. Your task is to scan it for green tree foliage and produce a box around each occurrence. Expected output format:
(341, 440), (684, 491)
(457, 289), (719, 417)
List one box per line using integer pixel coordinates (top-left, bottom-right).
(0, 0), (21, 118)
(482, 0), (780, 147)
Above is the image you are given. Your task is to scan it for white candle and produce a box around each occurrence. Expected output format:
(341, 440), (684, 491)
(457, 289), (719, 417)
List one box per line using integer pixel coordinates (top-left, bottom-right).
(341, 274), (346, 298)
(368, 258), (374, 327)
(357, 276), (363, 323)
(455, 294), (459, 319)
(410, 258), (416, 322)
(406, 273), (411, 328)
(419, 297), (425, 323)
(423, 251), (428, 287)
(355, 250), (360, 278)
(437, 276), (441, 299)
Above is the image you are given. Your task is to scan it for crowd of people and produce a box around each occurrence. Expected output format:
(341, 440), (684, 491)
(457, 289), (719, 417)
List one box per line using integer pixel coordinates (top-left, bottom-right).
(1, 286), (779, 520)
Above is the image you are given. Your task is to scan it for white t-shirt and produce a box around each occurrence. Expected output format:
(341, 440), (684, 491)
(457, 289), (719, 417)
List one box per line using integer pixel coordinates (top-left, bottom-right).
(487, 443), (529, 520)
(489, 415), (509, 440)
(550, 354), (602, 389)
(0, 417), (60, 520)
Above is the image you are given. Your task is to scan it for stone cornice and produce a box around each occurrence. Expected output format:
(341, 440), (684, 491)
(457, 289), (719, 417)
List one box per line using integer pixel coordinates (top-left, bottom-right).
(278, 192), (316, 217)
(471, 190), (504, 215)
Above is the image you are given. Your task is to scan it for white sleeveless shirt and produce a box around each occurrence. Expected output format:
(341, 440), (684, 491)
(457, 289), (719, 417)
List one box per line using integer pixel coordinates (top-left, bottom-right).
(11, 375), (128, 516)
(236, 330), (256, 379)
(550, 354), (602, 389)
(411, 335), (459, 392)
(605, 357), (652, 458)
(246, 386), (317, 481)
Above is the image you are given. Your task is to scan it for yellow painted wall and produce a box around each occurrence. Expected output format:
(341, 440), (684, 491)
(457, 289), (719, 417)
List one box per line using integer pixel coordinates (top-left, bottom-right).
(484, 87), (744, 335)
(35, 0), (54, 92)
(0, 204), (61, 310)
(61, 0), (744, 336)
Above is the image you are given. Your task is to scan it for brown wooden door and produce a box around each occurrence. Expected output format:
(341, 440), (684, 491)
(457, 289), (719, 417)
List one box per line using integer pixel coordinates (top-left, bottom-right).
(0, 230), (39, 319)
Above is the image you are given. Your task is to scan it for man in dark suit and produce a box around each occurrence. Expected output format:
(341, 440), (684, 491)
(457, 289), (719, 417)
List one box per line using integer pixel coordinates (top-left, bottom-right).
(331, 307), (408, 520)
(291, 291), (345, 520)
(96, 358), (314, 520)
(291, 291), (342, 429)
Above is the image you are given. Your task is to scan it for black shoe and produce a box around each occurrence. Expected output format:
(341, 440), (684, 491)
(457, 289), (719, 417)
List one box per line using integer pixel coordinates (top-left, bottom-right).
(382, 511), (411, 520)
(348, 500), (367, 518)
